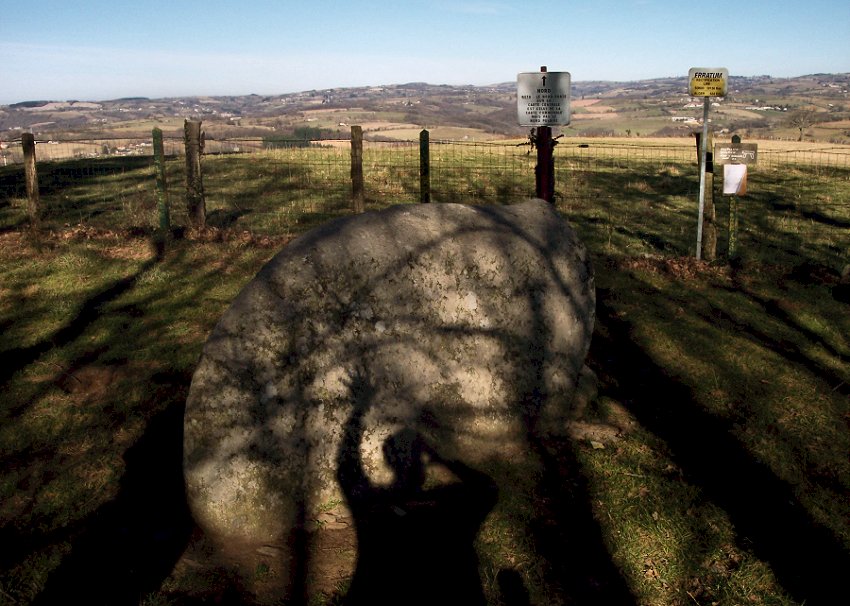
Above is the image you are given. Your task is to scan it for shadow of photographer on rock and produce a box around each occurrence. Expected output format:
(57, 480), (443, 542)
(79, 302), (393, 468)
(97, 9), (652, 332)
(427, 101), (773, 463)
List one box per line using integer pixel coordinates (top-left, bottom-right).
(336, 372), (498, 606)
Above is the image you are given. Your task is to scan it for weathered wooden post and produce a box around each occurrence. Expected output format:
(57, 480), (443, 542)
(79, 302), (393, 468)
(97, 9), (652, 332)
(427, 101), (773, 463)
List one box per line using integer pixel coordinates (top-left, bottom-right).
(728, 134), (741, 260)
(22, 133), (40, 227)
(534, 67), (555, 203)
(535, 124), (555, 203)
(184, 120), (206, 228)
(351, 125), (364, 213)
(420, 129), (430, 204)
(152, 128), (171, 233)
(716, 134), (757, 260)
(728, 194), (739, 259)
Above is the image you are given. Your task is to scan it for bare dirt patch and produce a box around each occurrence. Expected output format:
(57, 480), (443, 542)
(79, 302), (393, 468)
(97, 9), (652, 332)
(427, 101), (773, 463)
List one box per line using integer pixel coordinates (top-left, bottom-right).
(616, 255), (733, 282)
(171, 514), (357, 604)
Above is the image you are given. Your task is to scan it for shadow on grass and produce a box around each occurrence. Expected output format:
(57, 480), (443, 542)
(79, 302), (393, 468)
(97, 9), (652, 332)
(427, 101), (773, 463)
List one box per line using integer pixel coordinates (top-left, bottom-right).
(712, 277), (850, 398)
(2, 157), (159, 229)
(0, 243), (163, 396)
(513, 265), (636, 606)
(527, 434), (639, 605)
(561, 167), (700, 257)
(589, 286), (850, 606)
(34, 157), (156, 195)
(31, 372), (195, 605)
(1, 236), (285, 605)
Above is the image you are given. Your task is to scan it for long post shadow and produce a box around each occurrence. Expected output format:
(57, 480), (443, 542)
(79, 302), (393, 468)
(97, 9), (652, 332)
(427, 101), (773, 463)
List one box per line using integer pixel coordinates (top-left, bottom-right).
(518, 282), (637, 606)
(30, 374), (194, 605)
(0, 245), (163, 395)
(590, 287), (850, 606)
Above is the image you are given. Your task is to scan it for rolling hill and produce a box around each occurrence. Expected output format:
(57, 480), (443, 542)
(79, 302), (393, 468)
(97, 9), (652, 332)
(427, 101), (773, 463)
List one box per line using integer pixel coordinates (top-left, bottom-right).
(1, 73), (848, 144)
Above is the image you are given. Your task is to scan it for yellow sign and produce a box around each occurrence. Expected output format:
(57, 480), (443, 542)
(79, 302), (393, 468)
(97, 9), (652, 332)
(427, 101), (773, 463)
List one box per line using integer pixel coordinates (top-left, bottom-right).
(689, 67), (728, 97)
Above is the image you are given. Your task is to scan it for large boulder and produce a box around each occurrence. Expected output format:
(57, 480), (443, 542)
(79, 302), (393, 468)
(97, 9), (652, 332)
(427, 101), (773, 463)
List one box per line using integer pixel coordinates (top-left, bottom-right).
(183, 199), (595, 590)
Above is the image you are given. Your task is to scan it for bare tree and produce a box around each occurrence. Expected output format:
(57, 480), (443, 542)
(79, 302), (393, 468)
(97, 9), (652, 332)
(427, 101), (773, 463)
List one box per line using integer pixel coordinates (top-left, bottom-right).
(788, 109), (817, 141)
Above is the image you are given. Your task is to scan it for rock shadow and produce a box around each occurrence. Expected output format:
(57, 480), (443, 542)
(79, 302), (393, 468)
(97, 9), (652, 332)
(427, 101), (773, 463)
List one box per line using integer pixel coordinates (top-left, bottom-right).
(31, 380), (194, 605)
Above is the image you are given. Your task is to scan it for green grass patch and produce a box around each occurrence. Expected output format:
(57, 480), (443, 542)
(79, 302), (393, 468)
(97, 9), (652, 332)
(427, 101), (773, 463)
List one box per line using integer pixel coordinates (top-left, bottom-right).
(1, 145), (848, 604)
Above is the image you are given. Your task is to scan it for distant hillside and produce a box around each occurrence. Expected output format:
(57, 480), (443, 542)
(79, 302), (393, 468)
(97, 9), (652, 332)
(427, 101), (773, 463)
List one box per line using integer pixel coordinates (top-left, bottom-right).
(2, 74), (848, 144)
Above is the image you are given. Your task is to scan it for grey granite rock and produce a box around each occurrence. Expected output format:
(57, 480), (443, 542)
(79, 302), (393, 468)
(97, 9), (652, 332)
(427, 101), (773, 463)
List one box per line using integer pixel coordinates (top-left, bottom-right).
(184, 199), (595, 548)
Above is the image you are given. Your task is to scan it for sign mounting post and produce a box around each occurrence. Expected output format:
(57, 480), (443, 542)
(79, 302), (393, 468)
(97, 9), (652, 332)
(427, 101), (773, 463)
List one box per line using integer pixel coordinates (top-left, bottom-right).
(715, 134), (758, 259)
(689, 68), (728, 260)
(518, 66), (571, 203)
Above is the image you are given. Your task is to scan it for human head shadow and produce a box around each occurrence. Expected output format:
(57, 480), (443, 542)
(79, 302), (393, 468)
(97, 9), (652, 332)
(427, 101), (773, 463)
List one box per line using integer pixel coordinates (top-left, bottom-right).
(336, 369), (498, 606)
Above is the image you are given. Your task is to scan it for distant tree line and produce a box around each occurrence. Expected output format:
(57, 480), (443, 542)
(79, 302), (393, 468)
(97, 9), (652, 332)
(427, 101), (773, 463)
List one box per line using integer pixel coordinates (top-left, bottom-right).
(263, 126), (345, 148)
(9, 100), (51, 109)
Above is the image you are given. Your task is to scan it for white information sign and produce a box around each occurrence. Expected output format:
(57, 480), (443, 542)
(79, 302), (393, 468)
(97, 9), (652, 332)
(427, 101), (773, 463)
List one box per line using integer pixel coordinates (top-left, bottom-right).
(517, 71), (571, 126)
(723, 164), (748, 195)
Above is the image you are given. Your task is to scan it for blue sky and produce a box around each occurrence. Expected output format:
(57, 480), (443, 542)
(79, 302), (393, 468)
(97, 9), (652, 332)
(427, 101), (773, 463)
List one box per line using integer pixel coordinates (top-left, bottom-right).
(1, 0), (848, 103)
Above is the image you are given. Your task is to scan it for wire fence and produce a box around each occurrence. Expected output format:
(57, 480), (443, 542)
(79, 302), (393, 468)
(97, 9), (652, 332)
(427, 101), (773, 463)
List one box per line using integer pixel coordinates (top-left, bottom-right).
(1, 134), (848, 270)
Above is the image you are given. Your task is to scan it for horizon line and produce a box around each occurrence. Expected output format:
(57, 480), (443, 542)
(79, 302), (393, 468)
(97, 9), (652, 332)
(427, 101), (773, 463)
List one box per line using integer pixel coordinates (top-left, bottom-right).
(3, 72), (849, 106)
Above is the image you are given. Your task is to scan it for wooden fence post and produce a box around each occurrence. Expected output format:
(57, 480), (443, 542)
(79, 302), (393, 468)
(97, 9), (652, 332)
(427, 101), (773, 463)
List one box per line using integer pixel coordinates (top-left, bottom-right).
(350, 125), (364, 213)
(22, 133), (40, 227)
(152, 128), (171, 233)
(184, 120), (206, 228)
(420, 129), (430, 204)
(535, 126), (555, 203)
(728, 194), (739, 259)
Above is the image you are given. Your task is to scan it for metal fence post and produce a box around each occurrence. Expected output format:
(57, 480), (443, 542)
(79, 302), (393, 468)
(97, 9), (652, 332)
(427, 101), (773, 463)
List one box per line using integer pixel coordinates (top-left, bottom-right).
(703, 164), (716, 261)
(152, 128), (170, 233)
(695, 99), (710, 260)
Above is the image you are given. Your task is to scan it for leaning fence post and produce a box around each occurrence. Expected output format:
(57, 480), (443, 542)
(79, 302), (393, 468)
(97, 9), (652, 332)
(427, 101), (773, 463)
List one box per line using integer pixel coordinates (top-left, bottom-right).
(184, 120), (206, 228)
(351, 125), (364, 213)
(420, 129), (431, 204)
(22, 133), (40, 227)
(152, 128), (171, 233)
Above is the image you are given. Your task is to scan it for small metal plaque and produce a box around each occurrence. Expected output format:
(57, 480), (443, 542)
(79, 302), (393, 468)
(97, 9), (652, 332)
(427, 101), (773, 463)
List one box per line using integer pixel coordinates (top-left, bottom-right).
(517, 71), (571, 126)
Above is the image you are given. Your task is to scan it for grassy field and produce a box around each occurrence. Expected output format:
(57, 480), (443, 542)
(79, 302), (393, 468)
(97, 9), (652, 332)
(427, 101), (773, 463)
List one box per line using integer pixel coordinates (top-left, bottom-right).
(0, 143), (848, 605)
